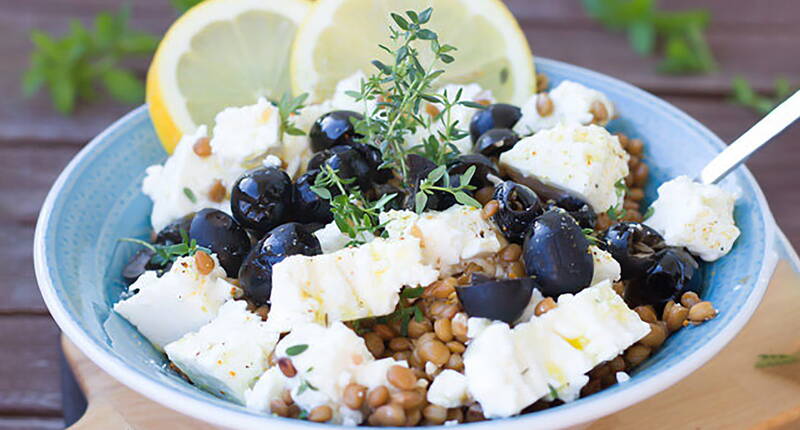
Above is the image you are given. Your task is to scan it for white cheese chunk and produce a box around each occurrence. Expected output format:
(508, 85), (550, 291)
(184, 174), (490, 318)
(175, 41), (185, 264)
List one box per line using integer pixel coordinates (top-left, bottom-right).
(514, 80), (615, 135)
(354, 358), (409, 391)
(616, 371), (631, 384)
(273, 322), (374, 425)
(463, 321), (549, 418)
(164, 300), (279, 404)
(427, 369), (471, 408)
(329, 70), (376, 115)
(500, 123), (629, 212)
(313, 222), (374, 254)
(645, 175), (740, 261)
(381, 205), (507, 276)
(211, 97), (281, 165)
(114, 254), (239, 350)
(267, 237), (438, 332)
(244, 367), (287, 413)
(513, 288), (546, 324)
(142, 126), (242, 231)
(590, 245), (621, 286)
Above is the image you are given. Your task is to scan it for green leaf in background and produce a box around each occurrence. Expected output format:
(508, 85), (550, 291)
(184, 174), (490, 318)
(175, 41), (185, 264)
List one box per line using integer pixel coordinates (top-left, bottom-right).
(170, 0), (205, 14)
(581, 0), (716, 75)
(22, 6), (157, 114)
(730, 76), (797, 116)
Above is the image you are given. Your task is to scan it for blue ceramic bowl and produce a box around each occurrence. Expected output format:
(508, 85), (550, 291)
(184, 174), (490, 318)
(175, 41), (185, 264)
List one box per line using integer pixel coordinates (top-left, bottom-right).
(35, 58), (786, 429)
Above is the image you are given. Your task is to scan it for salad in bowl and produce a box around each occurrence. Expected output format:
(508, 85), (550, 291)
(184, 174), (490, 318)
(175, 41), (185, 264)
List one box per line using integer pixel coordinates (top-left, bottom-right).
(111, 5), (742, 427)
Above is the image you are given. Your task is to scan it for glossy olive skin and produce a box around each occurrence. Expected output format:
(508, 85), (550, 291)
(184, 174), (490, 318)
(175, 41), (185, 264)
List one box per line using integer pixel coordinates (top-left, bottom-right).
(469, 104), (522, 142)
(292, 170), (333, 224)
(601, 222), (666, 280)
(523, 209), (594, 296)
(230, 166), (293, 234)
(154, 213), (195, 245)
(625, 247), (701, 310)
(457, 275), (536, 324)
(307, 145), (374, 190)
(188, 208), (252, 277)
(508, 173), (597, 229)
(239, 223), (322, 305)
(350, 142), (393, 184)
(404, 154), (455, 211)
(474, 128), (520, 157)
(447, 154), (499, 189)
(309, 110), (364, 152)
(492, 181), (544, 243)
(122, 248), (157, 283)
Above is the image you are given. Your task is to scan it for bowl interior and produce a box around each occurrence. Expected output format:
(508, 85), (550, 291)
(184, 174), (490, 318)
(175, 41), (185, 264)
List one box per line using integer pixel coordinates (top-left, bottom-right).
(36, 58), (770, 428)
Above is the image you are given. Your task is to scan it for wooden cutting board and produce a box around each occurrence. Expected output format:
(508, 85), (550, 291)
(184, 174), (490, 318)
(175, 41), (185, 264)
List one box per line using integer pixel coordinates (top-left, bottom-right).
(62, 260), (800, 430)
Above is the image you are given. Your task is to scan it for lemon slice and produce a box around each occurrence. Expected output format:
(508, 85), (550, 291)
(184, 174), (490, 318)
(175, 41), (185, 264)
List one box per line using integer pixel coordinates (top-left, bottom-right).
(291, 0), (535, 106)
(147, 0), (311, 153)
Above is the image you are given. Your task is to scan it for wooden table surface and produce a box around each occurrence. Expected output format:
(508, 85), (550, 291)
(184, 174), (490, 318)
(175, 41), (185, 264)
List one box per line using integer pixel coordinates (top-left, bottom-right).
(1, 1), (798, 428)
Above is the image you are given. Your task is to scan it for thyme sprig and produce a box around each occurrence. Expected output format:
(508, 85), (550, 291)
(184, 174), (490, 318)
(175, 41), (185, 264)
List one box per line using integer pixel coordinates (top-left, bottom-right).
(310, 165), (397, 246)
(275, 92), (309, 140)
(120, 230), (210, 268)
(755, 353), (800, 368)
(382, 287), (426, 336)
(414, 164), (480, 214)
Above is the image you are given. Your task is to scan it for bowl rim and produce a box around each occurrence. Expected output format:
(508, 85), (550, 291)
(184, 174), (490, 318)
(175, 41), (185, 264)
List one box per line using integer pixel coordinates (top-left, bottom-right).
(34, 57), (780, 429)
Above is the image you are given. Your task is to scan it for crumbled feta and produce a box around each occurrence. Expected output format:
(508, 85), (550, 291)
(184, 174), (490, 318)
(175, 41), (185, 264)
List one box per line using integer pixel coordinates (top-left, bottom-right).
(244, 367), (287, 413)
(463, 281), (649, 417)
(463, 321), (549, 418)
(262, 154), (283, 168)
(467, 317), (493, 339)
(499, 123), (629, 212)
(164, 300), (279, 404)
(427, 369), (471, 408)
(514, 80), (615, 135)
(313, 222), (374, 254)
(142, 126), (241, 231)
(266, 237), (438, 332)
(114, 254), (239, 350)
(354, 357), (409, 391)
(645, 176), (740, 261)
(616, 371), (631, 384)
(590, 245), (621, 285)
(381, 205), (507, 276)
(211, 97), (281, 165)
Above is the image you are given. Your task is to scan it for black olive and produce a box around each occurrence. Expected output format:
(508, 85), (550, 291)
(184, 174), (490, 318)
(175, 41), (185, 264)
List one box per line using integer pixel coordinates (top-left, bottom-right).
(447, 154), (499, 189)
(155, 214), (195, 245)
(292, 169), (333, 224)
(230, 166), (293, 234)
(307, 145), (374, 190)
(474, 128), (520, 157)
(469, 103), (522, 143)
(492, 181), (544, 243)
(403, 154), (456, 211)
(122, 248), (156, 283)
(625, 247), (701, 311)
(506, 171), (597, 229)
(309, 110), (364, 152)
(367, 182), (406, 211)
(239, 223), (322, 305)
(601, 222), (666, 280)
(523, 208), (593, 296)
(456, 275), (536, 323)
(349, 142), (393, 184)
(188, 208), (252, 277)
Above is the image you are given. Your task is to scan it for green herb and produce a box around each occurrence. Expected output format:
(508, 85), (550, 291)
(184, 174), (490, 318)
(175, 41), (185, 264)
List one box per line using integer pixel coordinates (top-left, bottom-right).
(311, 166), (396, 246)
(547, 384), (559, 399)
(755, 353), (800, 368)
(731, 76), (795, 116)
(276, 92), (309, 139)
(581, 0), (716, 75)
(297, 379), (318, 396)
(400, 286), (425, 299)
(582, 228), (603, 245)
(183, 187), (197, 203)
(171, 0), (205, 13)
(22, 6), (159, 114)
(286, 344), (309, 356)
(606, 179), (629, 221)
(414, 165), (480, 214)
(385, 287), (425, 336)
(120, 229), (210, 268)
(348, 8), (478, 179)
(297, 410), (309, 420)
(606, 205), (627, 222)
(307, 366), (314, 372)
(642, 206), (655, 220)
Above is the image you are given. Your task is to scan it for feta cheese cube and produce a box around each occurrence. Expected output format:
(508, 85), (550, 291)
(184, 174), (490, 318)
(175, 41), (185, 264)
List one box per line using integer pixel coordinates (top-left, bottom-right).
(211, 97), (281, 165)
(513, 80), (615, 135)
(267, 237), (438, 332)
(590, 245), (621, 285)
(499, 123), (629, 212)
(114, 254), (239, 350)
(142, 126), (242, 231)
(313, 221), (374, 254)
(164, 300), (279, 404)
(427, 369), (471, 408)
(645, 175), (740, 261)
(463, 321), (549, 418)
(354, 357), (409, 391)
(381, 205), (507, 276)
(244, 367), (288, 413)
